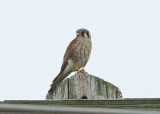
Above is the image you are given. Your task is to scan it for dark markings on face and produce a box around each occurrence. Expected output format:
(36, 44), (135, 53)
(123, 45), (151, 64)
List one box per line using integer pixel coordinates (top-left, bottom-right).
(81, 31), (84, 37)
(76, 28), (90, 38)
(86, 32), (90, 38)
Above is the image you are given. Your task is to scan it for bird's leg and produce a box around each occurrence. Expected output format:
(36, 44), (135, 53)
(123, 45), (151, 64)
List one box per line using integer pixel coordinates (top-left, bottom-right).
(76, 67), (86, 74)
(81, 69), (88, 74)
(76, 67), (82, 74)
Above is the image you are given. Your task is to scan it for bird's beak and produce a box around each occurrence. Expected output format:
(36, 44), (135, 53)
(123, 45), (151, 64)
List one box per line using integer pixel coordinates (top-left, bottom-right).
(76, 32), (80, 36)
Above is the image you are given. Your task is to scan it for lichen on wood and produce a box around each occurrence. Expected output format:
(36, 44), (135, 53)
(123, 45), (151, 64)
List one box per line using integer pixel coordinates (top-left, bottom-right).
(46, 72), (122, 100)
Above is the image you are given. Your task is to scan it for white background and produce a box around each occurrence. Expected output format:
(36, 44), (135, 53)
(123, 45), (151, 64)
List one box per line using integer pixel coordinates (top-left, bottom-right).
(0, 0), (160, 100)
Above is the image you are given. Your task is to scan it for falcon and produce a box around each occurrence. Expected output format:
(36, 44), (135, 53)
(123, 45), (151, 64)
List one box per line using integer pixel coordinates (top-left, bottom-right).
(48, 28), (92, 92)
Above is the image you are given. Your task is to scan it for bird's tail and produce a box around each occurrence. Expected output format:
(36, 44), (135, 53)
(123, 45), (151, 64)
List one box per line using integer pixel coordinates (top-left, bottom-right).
(48, 71), (71, 92)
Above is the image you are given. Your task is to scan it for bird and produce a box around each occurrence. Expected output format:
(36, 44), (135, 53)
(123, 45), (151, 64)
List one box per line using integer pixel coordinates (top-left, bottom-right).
(48, 28), (92, 92)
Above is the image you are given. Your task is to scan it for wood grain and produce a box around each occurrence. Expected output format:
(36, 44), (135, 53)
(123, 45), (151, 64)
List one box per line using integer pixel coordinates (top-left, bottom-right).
(46, 72), (122, 100)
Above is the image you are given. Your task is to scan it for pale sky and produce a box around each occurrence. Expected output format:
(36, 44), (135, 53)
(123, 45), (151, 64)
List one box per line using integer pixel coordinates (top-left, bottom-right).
(0, 0), (160, 100)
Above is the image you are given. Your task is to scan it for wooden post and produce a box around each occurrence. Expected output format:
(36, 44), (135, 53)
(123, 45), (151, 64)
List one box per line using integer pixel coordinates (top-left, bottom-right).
(46, 72), (122, 100)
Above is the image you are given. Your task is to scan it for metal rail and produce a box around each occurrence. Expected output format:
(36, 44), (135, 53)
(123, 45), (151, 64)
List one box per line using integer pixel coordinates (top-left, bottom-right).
(0, 104), (159, 114)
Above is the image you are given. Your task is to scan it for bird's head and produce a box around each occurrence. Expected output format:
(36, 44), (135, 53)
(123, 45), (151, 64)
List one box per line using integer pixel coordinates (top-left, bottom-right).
(76, 28), (91, 38)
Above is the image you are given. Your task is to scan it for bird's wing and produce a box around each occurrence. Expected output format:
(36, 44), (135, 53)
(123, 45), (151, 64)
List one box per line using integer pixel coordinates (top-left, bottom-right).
(48, 38), (78, 92)
(60, 38), (78, 73)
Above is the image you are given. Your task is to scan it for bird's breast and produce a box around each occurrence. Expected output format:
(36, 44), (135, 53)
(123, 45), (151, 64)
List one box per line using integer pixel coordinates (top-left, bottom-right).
(72, 38), (92, 69)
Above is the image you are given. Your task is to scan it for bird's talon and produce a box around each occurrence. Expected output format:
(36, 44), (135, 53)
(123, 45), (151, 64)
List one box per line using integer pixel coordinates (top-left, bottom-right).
(76, 68), (86, 74)
(77, 69), (81, 73)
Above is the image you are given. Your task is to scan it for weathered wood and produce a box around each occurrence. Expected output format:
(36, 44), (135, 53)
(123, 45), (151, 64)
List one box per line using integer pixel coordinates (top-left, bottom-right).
(46, 72), (122, 100)
(69, 73), (81, 99)
(90, 76), (107, 99)
(46, 78), (69, 100)
(79, 73), (91, 99)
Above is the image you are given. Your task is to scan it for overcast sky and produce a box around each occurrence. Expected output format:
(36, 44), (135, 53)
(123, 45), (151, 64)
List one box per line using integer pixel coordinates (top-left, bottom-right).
(0, 0), (160, 100)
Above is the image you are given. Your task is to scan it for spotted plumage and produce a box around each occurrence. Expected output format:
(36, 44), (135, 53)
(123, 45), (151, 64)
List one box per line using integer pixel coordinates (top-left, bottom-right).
(49, 28), (92, 92)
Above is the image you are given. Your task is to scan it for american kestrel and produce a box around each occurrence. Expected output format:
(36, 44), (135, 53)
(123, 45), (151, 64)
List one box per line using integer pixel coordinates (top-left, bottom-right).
(48, 28), (92, 92)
